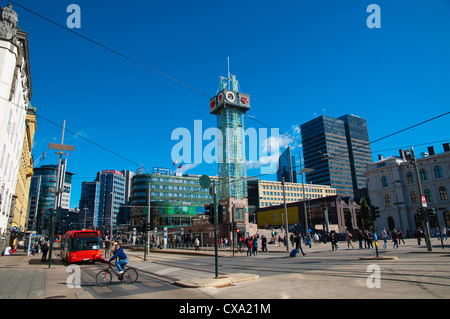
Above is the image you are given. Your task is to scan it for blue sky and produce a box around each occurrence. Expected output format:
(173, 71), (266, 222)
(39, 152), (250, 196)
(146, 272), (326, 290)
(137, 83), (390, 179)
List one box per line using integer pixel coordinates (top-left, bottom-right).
(8, 0), (450, 208)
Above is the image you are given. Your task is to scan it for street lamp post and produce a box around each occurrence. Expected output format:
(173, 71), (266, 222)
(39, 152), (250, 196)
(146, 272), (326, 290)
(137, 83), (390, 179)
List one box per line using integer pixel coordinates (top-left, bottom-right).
(47, 120), (74, 269)
(297, 154), (314, 240)
(281, 177), (289, 251)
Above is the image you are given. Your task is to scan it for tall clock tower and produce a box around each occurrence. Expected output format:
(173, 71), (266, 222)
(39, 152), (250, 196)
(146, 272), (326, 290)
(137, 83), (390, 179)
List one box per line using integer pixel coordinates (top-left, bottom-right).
(210, 73), (251, 238)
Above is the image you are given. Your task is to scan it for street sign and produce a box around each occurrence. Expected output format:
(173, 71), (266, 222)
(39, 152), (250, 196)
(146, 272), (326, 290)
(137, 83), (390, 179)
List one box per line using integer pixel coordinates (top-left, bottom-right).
(421, 195), (427, 208)
(199, 175), (211, 189)
(48, 143), (74, 152)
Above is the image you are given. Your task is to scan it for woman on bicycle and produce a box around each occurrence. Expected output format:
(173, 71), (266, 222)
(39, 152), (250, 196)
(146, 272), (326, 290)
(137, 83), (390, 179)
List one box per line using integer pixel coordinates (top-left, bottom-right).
(109, 242), (128, 276)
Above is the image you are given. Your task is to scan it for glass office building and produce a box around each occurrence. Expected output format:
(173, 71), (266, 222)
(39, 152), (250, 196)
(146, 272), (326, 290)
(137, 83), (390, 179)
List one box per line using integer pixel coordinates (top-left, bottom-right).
(130, 173), (214, 229)
(300, 115), (371, 197)
(27, 160), (73, 235)
(79, 181), (101, 229)
(277, 145), (297, 183)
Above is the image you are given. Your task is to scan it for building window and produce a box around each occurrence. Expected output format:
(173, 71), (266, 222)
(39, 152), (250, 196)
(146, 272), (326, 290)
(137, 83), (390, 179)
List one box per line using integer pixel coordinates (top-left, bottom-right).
(385, 194), (392, 207)
(381, 176), (388, 188)
(411, 191), (418, 204)
(434, 166), (443, 178)
(420, 169), (428, 181)
(387, 216), (395, 231)
(407, 172), (414, 184)
(424, 188), (433, 203)
(439, 186), (448, 201)
(444, 211), (450, 227)
(414, 213), (423, 228)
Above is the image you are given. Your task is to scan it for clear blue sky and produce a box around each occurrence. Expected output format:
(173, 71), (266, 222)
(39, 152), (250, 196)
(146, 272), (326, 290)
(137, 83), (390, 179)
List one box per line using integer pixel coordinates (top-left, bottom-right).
(9, 0), (450, 208)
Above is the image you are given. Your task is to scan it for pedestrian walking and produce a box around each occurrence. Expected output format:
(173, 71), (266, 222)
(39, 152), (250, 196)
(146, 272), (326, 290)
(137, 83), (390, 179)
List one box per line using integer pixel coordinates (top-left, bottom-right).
(381, 228), (389, 249)
(366, 230), (374, 249)
(392, 229), (399, 249)
(358, 230), (364, 249)
(261, 235), (268, 252)
(246, 236), (253, 256)
(441, 226), (448, 240)
(194, 237), (200, 251)
(330, 232), (338, 251)
(41, 241), (49, 262)
(294, 233), (306, 256)
(313, 233), (320, 246)
(415, 227), (423, 245)
(397, 229), (406, 245)
(252, 236), (258, 256)
(345, 230), (354, 249)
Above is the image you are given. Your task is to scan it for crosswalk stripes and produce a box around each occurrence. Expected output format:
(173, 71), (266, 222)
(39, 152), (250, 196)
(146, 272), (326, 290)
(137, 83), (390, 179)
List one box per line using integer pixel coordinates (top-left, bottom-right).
(79, 265), (171, 297)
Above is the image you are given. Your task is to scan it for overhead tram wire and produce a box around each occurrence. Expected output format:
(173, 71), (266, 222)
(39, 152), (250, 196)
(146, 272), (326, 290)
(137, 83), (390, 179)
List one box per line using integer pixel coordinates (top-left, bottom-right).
(372, 138), (450, 154)
(8, 0), (211, 100)
(325, 111), (450, 162)
(10, 2), (450, 183)
(0, 95), (141, 167)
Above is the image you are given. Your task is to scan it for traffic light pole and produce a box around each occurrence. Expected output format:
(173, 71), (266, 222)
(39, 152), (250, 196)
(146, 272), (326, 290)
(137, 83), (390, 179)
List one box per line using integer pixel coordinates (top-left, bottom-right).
(212, 181), (219, 278)
(410, 147), (432, 252)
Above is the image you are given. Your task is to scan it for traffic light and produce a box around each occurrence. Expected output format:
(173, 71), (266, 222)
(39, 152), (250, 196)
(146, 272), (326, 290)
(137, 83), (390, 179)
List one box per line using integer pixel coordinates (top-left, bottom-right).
(371, 206), (380, 221)
(205, 204), (214, 224)
(427, 208), (436, 218)
(139, 219), (146, 233)
(232, 222), (237, 231)
(145, 222), (152, 232)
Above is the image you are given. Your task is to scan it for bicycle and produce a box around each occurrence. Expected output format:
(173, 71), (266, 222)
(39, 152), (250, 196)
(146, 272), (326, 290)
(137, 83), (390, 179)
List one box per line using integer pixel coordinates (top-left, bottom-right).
(96, 261), (138, 286)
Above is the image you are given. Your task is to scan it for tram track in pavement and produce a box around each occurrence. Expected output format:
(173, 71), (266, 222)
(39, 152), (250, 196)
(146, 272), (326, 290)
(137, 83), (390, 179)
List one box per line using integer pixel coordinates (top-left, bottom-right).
(144, 255), (450, 289)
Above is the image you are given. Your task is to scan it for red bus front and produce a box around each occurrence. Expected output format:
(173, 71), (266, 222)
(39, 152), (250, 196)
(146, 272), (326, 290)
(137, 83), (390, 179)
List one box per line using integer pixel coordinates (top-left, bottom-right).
(61, 230), (102, 263)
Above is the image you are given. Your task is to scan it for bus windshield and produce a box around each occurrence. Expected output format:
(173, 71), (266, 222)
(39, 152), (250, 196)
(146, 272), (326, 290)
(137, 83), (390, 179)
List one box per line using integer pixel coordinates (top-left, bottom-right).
(71, 236), (102, 252)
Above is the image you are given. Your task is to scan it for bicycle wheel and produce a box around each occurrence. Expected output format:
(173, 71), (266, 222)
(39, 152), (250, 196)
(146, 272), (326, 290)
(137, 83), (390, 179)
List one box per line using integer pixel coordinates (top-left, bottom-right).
(96, 270), (112, 286)
(122, 268), (138, 284)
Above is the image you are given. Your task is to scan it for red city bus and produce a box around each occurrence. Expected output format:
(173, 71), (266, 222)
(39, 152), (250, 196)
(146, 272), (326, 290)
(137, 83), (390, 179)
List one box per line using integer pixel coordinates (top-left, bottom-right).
(61, 230), (102, 263)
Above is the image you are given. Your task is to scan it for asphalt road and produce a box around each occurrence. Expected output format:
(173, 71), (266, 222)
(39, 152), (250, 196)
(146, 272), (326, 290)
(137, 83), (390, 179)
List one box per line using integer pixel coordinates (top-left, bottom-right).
(77, 239), (450, 299)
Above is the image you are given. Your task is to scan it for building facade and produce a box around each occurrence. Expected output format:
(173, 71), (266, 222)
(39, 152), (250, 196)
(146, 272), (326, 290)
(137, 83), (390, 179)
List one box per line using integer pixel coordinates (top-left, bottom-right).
(247, 178), (337, 222)
(27, 160), (73, 236)
(365, 144), (450, 235)
(9, 105), (36, 246)
(254, 195), (360, 233)
(276, 145), (297, 183)
(78, 181), (100, 229)
(130, 173), (214, 230)
(0, 5), (33, 250)
(97, 170), (125, 235)
(300, 114), (372, 198)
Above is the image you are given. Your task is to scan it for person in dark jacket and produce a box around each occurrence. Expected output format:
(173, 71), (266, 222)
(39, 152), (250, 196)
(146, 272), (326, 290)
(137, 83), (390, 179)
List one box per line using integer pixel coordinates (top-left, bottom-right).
(294, 233), (306, 256)
(109, 242), (128, 275)
(41, 241), (49, 262)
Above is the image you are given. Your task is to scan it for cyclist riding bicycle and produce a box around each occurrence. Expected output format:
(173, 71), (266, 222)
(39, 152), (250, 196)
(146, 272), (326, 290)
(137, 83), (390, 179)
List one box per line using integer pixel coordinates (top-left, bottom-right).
(109, 241), (128, 277)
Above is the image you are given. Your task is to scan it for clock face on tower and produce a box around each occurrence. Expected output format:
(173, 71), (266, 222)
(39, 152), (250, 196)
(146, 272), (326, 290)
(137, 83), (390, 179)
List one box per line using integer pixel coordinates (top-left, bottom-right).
(218, 92), (224, 104)
(225, 92), (235, 102)
(210, 89), (251, 115)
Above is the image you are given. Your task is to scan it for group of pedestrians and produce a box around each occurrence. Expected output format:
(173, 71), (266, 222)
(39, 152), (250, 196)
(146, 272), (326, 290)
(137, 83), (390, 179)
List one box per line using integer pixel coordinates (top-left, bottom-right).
(27, 238), (49, 262)
(380, 227), (405, 249)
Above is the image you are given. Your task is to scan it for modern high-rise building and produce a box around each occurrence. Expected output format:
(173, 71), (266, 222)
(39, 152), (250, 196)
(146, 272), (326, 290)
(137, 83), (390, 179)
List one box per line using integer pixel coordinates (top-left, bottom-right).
(27, 160), (73, 235)
(96, 170), (125, 234)
(79, 181), (100, 229)
(339, 114), (372, 194)
(277, 145), (297, 183)
(300, 114), (372, 198)
(79, 169), (133, 233)
(210, 74), (251, 201)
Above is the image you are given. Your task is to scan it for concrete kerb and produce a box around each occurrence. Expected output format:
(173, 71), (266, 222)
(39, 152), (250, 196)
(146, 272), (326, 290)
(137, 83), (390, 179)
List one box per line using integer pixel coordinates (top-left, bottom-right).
(359, 256), (398, 260)
(174, 273), (260, 288)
